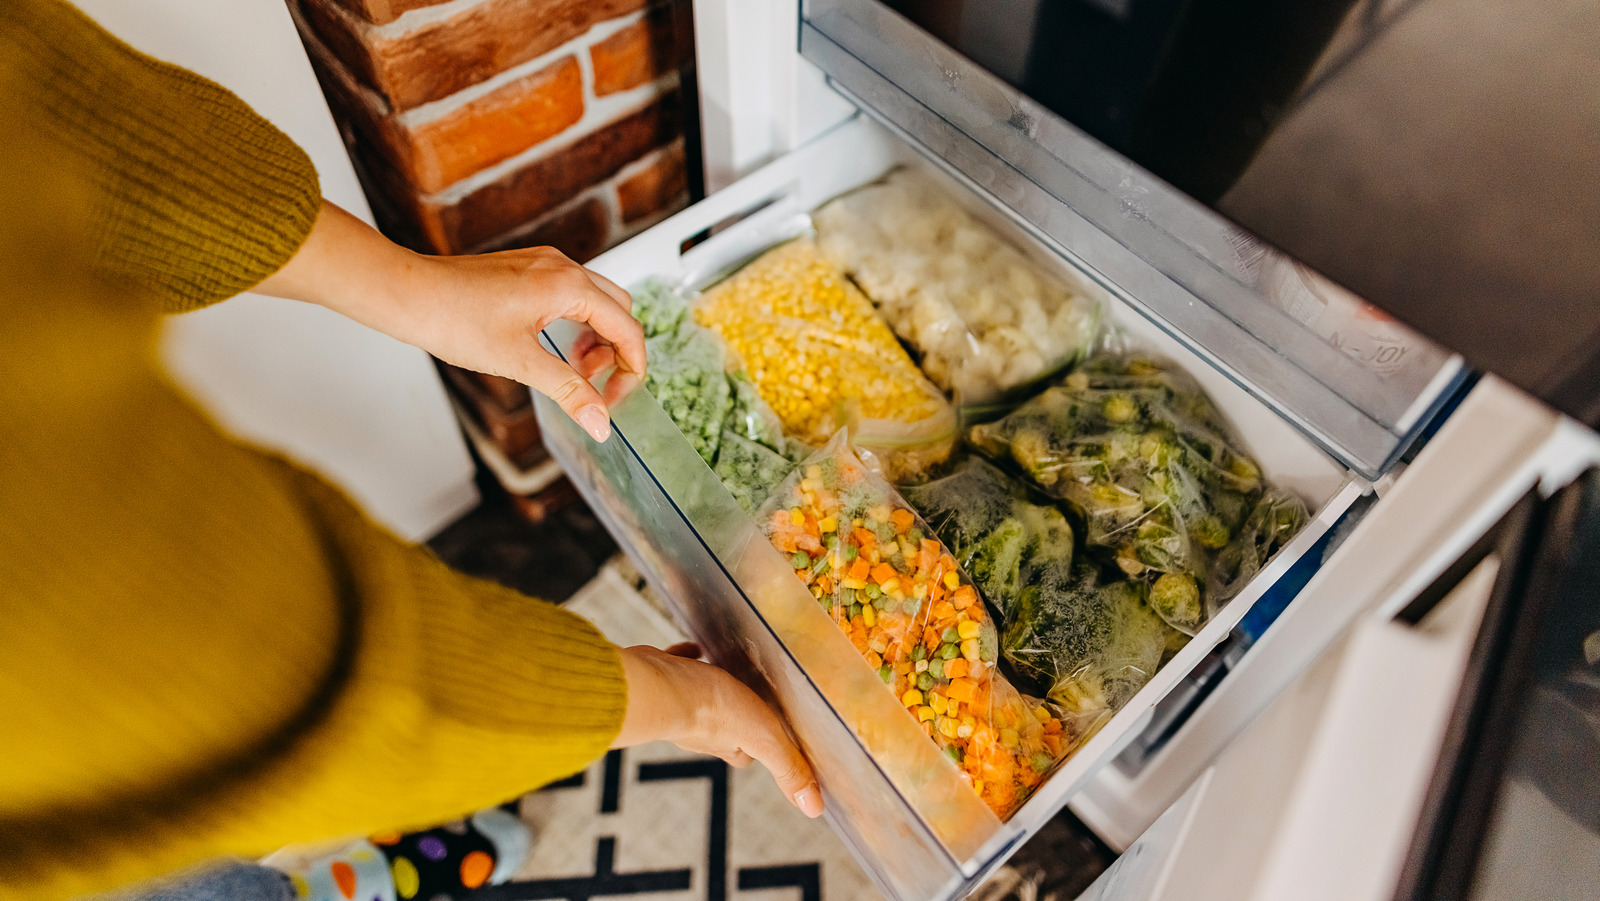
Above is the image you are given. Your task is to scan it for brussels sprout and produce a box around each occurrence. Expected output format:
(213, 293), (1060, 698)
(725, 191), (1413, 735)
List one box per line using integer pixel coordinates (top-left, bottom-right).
(1150, 572), (1202, 633)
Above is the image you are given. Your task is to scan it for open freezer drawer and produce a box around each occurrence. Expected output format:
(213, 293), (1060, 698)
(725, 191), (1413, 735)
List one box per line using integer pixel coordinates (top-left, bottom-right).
(537, 113), (1374, 901)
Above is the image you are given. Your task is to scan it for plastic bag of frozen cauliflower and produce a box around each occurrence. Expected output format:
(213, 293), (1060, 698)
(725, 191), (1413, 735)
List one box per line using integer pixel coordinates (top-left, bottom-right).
(814, 169), (1100, 405)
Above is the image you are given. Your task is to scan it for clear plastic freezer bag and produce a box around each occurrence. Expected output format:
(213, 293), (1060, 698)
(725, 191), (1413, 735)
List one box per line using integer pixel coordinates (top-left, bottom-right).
(902, 459), (1183, 741)
(693, 239), (958, 482)
(967, 353), (1309, 634)
(814, 169), (1100, 405)
(758, 432), (1073, 819)
(633, 277), (800, 509)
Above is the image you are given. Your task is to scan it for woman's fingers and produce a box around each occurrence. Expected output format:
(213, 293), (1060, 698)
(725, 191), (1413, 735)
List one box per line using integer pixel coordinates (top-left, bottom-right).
(663, 642), (703, 660)
(574, 285), (646, 376)
(583, 268), (633, 312)
(520, 345), (613, 442)
(724, 687), (822, 818)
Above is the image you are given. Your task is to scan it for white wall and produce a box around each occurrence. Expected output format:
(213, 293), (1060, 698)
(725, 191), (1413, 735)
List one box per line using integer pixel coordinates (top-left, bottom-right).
(72, 0), (479, 541)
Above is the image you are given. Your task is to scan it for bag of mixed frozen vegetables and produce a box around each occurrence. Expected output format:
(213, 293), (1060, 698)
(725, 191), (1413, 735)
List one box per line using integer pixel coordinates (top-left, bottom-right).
(903, 459), (1182, 738)
(814, 169), (1100, 405)
(694, 239), (958, 481)
(633, 277), (799, 511)
(967, 353), (1308, 634)
(759, 433), (1072, 818)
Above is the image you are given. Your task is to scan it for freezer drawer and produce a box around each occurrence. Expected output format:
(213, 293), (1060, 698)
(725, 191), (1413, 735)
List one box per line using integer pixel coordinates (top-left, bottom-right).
(537, 114), (1363, 901)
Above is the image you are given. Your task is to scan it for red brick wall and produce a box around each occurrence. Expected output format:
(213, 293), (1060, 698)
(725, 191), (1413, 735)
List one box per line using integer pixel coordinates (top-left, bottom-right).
(286, 0), (694, 487)
(288, 0), (691, 259)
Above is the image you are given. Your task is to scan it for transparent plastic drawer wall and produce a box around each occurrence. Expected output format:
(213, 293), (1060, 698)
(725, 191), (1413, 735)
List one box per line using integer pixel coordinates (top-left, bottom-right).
(536, 116), (1364, 901)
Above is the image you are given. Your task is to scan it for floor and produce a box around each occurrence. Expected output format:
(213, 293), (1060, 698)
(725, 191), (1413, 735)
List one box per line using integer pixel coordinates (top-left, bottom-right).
(428, 493), (1113, 901)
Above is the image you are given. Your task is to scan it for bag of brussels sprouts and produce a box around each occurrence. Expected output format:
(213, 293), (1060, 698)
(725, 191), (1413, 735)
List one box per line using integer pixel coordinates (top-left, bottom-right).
(903, 459), (1183, 741)
(968, 353), (1306, 634)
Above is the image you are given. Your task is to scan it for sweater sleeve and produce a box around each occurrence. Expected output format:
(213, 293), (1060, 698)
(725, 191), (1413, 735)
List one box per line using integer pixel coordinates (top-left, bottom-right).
(2, 0), (322, 311)
(0, 4), (627, 899)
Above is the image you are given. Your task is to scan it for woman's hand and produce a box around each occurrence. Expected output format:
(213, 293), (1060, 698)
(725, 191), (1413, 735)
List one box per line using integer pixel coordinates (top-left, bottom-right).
(614, 644), (824, 819)
(256, 200), (643, 442)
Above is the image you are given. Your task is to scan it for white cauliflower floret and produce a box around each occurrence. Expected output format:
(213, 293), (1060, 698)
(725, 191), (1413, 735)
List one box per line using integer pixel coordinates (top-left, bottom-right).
(814, 169), (1098, 402)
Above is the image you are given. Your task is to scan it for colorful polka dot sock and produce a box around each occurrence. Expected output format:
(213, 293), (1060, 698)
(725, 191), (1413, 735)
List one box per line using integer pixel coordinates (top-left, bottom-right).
(268, 807), (531, 901)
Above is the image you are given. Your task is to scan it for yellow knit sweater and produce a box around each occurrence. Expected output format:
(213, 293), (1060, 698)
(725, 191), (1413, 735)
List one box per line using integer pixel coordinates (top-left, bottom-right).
(0, 3), (626, 899)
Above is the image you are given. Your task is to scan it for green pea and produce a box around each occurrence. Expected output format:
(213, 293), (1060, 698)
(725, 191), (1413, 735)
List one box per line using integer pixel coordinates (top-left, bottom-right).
(849, 603), (862, 620)
(940, 643), (960, 660)
(865, 584), (882, 599)
(912, 645), (927, 662)
(927, 658), (946, 680)
(791, 552), (810, 569)
(908, 528), (924, 545)
(917, 672), (934, 691)
(844, 544), (858, 561)
(941, 626), (960, 643)
(1030, 753), (1054, 773)
(903, 599), (922, 615)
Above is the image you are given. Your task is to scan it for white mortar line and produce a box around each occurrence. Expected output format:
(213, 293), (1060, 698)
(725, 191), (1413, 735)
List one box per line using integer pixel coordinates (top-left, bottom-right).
(374, 0), (499, 38)
(397, 9), (647, 127)
(423, 71), (681, 204)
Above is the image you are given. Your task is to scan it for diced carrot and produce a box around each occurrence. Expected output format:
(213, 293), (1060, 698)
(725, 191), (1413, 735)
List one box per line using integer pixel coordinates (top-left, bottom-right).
(931, 601), (956, 621)
(1043, 734), (1064, 757)
(869, 562), (897, 586)
(890, 508), (915, 532)
(947, 679), (978, 704)
(924, 626), (941, 649)
(853, 527), (878, 548)
(847, 558), (871, 582)
(816, 575), (831, 594)
(946, 658), (968, 679)
(1043, 719), (1062, 735)
(952, 585), (978, 608)
(865, 651), (882, 670)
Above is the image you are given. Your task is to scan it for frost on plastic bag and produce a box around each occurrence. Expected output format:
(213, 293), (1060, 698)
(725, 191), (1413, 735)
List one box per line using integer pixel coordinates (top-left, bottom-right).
(632, 277), (800, 501)
(967, 353), (1306, 634)
(903, 460), (1182, 740)
(694, 240), (957, 481)
(758, 433), (1071, 819)
(814, 169), (1100, 405)
(713, 430), (795, 513)
(642, 322), (732, 466)
(1211, 489), (1309, 599)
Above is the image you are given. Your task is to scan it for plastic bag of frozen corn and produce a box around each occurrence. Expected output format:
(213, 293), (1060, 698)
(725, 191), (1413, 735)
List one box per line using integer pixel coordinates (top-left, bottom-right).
(693, 239), (957, 482)
(758, 432), (1072, 819)
(814, 169), (1100, 406)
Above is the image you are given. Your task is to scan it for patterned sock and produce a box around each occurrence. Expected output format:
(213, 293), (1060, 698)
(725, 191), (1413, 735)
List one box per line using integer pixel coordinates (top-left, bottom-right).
(270, 806), (530, 901)
(370, 807), (532, 900)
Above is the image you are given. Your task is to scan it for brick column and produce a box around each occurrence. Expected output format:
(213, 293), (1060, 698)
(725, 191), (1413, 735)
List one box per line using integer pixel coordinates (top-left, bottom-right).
(287, 0), (694, 510)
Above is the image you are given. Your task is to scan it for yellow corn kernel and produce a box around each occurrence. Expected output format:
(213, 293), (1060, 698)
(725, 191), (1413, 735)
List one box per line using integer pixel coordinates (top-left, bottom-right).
(914, 659), (928, 673)
(843, 578), (867, 590)
(961, 638), (981, 661)
(879, 578), (899, 595)
(958, 621), (982, 640)
(929, 693), (948, 716)
(917, 706), (937, 722)
(818, 516), (837, 533)
(943, 571), (960, 590)
(789, 509), (804, 526)
(861, 604), (876, 627)
(852, 518), (864, 528)
(1000, 728), (1020, 748)
(957, 723), (975, 739)
(938, 717), (960, 738)
(1033, 704), (1051, 723)
(901, 689), (923, 707)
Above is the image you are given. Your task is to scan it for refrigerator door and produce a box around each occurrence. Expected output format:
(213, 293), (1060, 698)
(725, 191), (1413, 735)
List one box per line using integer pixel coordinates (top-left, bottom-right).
(540, 115), (1363, 901)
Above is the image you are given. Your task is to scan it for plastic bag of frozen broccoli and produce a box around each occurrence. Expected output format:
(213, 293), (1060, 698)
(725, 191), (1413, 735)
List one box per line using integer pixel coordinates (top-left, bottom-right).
(758, 432), (1073, 819)
(903, 459), (1182, 741)
(967, 353), (1306, 634)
